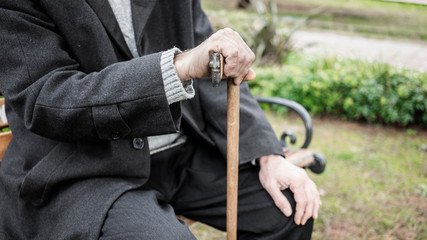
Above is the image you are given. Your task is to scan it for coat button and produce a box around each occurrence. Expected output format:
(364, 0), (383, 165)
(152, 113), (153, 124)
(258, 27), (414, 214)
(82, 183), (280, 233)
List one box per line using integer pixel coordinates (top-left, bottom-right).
(133, 137), (145, 150)
(111, 132), (121, 140)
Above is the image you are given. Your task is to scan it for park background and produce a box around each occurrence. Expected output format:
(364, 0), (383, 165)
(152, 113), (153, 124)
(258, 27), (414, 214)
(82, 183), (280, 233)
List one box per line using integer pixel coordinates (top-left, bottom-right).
(189, 0), (427, 239)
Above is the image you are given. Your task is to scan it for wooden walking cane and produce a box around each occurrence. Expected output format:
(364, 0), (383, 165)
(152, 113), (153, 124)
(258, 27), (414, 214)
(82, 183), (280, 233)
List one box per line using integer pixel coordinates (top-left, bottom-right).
(209, 51), (239, 240)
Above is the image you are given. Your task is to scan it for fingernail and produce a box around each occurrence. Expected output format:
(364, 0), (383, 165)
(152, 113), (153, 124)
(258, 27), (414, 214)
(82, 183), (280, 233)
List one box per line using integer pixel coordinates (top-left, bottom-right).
(282, 208), (292, 217)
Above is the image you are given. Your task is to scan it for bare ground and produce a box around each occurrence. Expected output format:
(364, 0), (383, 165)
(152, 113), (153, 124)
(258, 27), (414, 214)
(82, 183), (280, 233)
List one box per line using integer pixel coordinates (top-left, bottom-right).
(291, 30), (427, 73)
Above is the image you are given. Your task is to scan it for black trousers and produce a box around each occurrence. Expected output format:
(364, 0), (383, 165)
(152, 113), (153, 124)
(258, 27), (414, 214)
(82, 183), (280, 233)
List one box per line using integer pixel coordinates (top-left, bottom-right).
(99, 140), (313, 240)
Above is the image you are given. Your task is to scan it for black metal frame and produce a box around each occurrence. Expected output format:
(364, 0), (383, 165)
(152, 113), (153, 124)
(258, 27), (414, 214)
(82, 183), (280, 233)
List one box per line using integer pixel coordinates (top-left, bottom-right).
(256, 96), (326, 174)
(256, 96), (313, 149)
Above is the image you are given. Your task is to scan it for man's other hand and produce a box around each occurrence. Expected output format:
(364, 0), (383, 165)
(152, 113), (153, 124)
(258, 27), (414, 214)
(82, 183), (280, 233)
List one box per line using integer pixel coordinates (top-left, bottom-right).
(258, 154), (321, 225)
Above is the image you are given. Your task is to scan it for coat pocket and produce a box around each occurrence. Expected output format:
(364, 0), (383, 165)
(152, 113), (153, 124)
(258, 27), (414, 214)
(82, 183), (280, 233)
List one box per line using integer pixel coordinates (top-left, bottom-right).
(19, 142), (75, 206)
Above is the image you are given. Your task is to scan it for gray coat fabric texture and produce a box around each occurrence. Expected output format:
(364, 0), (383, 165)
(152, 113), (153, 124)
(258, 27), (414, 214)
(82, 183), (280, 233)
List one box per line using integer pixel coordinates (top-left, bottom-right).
(0, 0), (283, 239)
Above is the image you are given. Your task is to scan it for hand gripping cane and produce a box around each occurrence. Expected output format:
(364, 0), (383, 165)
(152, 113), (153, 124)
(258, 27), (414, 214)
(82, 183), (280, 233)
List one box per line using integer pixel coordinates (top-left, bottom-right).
(209, 51), (239, 240)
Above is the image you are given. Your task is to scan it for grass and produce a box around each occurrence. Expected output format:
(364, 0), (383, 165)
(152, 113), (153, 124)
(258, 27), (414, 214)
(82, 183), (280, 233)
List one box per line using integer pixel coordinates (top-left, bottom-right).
(190, 112), (427, 239)
(308, 116), (426, 239)
(202, 0), (427, 41)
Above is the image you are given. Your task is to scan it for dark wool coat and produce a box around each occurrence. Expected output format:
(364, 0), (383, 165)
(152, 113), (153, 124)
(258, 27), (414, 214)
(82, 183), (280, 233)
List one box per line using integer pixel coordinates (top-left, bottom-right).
(0, 0), (283, 239)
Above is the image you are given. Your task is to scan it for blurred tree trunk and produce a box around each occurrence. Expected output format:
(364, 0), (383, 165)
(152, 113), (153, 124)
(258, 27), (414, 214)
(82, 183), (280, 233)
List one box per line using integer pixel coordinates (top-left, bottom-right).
(237, 0), (251, 9)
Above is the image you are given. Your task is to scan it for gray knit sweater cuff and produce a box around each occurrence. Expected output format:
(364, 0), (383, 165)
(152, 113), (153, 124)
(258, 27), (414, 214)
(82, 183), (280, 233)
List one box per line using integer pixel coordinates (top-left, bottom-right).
(161, 48), (195, 105)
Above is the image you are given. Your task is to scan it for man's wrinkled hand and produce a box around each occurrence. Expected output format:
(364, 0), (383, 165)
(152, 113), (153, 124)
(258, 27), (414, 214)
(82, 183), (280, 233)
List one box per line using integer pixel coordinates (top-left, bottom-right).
(174, 28), (256, 85)
(258, 154), (321, 225)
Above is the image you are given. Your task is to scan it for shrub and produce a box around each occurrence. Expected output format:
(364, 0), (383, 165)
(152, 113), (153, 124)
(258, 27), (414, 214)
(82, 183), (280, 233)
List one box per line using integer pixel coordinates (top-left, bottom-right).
(249, 53), (427, 127)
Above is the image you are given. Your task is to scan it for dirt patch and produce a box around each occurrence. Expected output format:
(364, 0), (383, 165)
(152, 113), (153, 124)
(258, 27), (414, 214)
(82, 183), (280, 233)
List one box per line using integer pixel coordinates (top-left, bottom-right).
(206, 0), (397, 20)
(322, 221), (365, 239)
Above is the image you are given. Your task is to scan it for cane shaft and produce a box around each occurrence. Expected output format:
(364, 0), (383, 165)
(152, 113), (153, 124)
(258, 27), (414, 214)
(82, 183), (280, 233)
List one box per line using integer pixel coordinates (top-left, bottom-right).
(209, 51), (240, 240)
(227, 79), (240, 240)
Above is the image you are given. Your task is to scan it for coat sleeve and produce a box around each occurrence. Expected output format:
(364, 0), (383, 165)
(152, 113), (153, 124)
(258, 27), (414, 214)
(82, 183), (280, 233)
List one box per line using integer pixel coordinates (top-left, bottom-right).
(0, 3), (181, 142)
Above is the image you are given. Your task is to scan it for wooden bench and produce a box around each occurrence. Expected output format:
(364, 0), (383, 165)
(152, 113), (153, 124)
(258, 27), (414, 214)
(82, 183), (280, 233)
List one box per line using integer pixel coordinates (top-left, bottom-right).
(0, 98), (12, 160)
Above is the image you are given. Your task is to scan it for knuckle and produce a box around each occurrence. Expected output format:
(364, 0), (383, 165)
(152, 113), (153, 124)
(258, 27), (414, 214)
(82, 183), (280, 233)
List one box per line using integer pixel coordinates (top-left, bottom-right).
(248, 48), (255, 57)
(296, 171), (308, 182)
(238, 56), (247, 65)
(310, 197), (319, 206)
(263, 181), (274, 191)
(249, 52), (255, 62)
(295, 210), (304, 218)
(214, 29), (223, 36)
(296, 167), (307, 175)
(230, 48), (239, 56)
(226, 57), (238, 69)
(223, 27), (233, 34)
(233, 30), (241, 38)
(299, 199), (308, 206)
(274, 201), (284, 209)
(224, 65), (237, 76)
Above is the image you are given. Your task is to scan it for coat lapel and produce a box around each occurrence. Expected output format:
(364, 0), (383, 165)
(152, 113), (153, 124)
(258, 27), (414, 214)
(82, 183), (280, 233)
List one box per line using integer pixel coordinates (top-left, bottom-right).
(131, 0), (157, 55)
(85, 0), (134, 59)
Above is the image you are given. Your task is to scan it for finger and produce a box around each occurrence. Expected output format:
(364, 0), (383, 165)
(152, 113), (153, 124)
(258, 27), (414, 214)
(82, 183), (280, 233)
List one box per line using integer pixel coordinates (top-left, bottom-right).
(243, 68), (256, 81)
(300, 185), (314, 225)
(219, 34), (254, 82)
(231, 55), (254, 84)
(313, 197), (320, 220)
(224, 57), (247, 85)
(301, 179), (322, 225)
(312, 185), (321, 220)
(265, 184), (293, 217)
(222, 45), (240, 77)
(234, 64), (250, 84)
(306, 180), (320, 220)
(292, 186), (308, 225)
(233, 76), (244, 85)
(238, 46), (255, 82)
(301, 180), (318, 225)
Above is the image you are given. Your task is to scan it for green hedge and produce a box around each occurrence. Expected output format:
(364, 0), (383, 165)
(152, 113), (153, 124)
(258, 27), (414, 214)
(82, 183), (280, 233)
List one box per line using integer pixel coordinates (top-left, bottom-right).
(249, 53), (427, 127)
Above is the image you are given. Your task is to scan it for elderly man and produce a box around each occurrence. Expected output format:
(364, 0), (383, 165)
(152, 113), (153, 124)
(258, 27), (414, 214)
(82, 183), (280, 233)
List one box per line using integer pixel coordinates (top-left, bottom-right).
(0, 0), (320, 239)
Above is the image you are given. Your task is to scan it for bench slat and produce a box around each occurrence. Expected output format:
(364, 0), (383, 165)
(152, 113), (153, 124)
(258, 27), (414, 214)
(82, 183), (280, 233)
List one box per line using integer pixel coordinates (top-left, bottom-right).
(0, 132), (12, 160)
(0, 98), (8, 128)
(0, 98), (12, 160)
